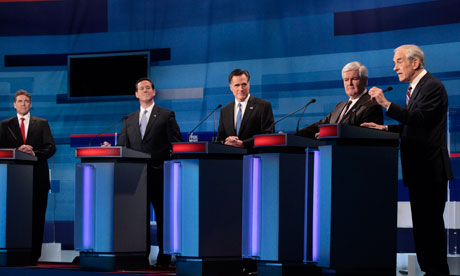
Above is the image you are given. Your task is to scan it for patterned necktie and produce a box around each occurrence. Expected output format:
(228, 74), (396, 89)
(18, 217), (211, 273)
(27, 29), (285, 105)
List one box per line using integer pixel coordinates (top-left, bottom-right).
(139, 110), (148, 139)
(236, 103), (242, 135)
(338, 101), (352, 123)
(406, 86), (413, 106)
(20, 117), (26, 143)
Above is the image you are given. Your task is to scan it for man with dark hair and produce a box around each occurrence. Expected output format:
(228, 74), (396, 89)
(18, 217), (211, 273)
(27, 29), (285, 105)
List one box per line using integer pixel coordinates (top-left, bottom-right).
(115, 78), (182, 268)
(363, 44), (453, 276)
(297, 61), (383, 138)
(0, 89), (56, 264)
(217, 69), (274, 149)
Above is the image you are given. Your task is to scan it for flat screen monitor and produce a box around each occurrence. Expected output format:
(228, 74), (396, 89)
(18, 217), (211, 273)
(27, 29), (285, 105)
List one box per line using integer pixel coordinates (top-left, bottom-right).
(68, 52), (150, 98)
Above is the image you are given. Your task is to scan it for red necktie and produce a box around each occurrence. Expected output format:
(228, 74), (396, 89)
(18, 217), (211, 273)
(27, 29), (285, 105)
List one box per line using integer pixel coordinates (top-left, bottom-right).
(20, 117), (26, 144)
(406, 86), (412, 106)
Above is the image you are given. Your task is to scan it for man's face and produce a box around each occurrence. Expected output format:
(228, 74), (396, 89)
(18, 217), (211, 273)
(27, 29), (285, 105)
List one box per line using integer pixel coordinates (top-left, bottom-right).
(135, 80), (155, 103)
(14, 95), (31, 116)
(342, 70), (366, 99)
(393, 49), (419, 83)
(230, 75), (250, 102)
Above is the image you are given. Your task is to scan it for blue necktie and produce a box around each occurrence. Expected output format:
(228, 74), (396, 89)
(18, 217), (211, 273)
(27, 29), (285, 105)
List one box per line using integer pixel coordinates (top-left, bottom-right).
(236, 103), (242, 135)
(140, 110), (148, 139)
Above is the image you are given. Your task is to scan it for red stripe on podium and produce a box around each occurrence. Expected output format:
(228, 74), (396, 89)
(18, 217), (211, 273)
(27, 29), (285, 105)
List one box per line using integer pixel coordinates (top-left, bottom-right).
(0, 149), (14, 158)
(76, 147), (121, 158)
(319, 125), (338, 138)
(172, 143), (206, 153)
(254, 134), (286, 146)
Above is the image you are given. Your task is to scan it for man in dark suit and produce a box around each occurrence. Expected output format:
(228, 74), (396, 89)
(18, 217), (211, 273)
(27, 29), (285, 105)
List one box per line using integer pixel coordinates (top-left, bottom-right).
(116, 78), (182, 268)
(363, 44), (453, 276)
(0, 89), (56, 264)
(297, 61), (383, 138)
(217, 69), (274, 149)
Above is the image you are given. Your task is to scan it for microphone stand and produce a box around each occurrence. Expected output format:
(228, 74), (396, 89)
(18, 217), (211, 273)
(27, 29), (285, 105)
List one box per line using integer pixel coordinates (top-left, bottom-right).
(270, 99), (316, 132)
(88, 116), (127, 147)
(188, 104), (222, 142)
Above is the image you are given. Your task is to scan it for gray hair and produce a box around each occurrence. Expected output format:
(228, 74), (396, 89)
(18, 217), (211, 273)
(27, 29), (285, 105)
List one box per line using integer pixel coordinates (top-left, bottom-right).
(342, 61), (368, 79)
(394, 44), (425, 68)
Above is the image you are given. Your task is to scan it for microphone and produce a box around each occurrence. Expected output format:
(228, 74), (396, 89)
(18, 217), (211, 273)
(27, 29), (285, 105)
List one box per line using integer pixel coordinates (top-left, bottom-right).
(88, 115), (128, 147)
(383, 86), (393, 93)
(296, 99), (316, 134)
(270, 99), (316, 132)
(367, 86), (393, 103)
(188, 104), (222, 142)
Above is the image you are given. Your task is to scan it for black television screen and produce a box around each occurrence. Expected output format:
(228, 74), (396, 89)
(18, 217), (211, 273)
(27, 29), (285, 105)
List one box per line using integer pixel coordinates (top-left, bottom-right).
(68, 52), (150, 97)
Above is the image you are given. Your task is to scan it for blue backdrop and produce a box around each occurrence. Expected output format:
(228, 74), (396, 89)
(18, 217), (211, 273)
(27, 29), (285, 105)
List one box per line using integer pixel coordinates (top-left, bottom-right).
(0, 0), (459, 252)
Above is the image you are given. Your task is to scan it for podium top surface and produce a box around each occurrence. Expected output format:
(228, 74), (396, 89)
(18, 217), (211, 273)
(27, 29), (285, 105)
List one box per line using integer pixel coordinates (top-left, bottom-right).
(172, 142), (247, 155)
(75, 146), (151, 159)
(253, 133), (325, 148)
(318, 124), (399, 141)
(0, 149), (37, 161)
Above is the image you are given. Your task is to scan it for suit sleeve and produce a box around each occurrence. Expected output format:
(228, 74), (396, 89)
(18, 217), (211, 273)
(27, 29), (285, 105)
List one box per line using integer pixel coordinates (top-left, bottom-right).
(297, 111), (333, 138)
(242, 100), (274, 148)
(34, 120), (56, 161)
(387, 80), (445, 128)
(167, 111), (182, 143)
(116, 118), (129, 147)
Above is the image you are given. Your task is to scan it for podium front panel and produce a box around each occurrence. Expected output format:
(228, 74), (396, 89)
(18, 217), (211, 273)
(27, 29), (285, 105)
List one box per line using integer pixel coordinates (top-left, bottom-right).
(164, 158), (243, 258)
(313, 144), (398, 270)
(75, 161), (147, 253)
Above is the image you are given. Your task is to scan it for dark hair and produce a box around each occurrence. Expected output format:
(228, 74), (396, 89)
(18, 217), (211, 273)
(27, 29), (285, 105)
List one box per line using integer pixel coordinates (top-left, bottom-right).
(228, 69), (250, 84)
(135, 77), (155, 91)
(14, 89), (31, 102)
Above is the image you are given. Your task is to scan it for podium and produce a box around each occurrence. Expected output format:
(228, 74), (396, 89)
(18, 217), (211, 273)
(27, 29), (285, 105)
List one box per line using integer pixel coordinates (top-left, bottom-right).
(74, 146), (150, 271)
(164, 142), (246, 276)
(0, 149), (37, 266)
(242, 134), (324, 275)
(312, 124), (399, 273)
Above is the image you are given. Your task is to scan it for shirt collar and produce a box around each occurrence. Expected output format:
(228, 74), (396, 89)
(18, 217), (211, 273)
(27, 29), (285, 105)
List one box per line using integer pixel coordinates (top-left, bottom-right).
(140, 102), (155, 114)
(235, 94), (251, 106)
(17, 113), (30, 121)
(410, 69), (427, 91)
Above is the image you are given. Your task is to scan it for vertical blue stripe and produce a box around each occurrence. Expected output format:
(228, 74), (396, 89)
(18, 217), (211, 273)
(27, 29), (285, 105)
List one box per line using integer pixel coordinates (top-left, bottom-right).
(0, 165), (7, 248)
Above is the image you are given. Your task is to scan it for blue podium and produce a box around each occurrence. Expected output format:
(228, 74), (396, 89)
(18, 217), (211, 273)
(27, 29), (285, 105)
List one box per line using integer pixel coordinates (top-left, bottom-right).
(311, 124), (399, 274)
(164, 142), (246, 276)
(242, 134), (324, 275)
(0, 149), (36, 266)
(74, 147), (150, 271)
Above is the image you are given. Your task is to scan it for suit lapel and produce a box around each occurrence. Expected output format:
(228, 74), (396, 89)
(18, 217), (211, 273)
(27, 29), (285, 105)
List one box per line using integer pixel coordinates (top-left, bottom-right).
(341, 92), (369, 123)
(408, 73), (429, 110)
(226, 102), (236, 136)
(330, 100), (348, 123)
(143, 106), (159, 140)
(8, 117), (23, 145)
(239, 96), (255, 134)
(26, 117), (38, 144)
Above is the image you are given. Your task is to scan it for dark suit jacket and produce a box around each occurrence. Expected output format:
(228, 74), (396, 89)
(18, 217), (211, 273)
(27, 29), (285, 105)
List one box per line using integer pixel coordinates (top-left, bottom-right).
(117, 105), (182, 166)
(217, 96), (274, 148)
(387, 72), (453, 185)
(0, 116), (56, 190)
(297, 92), (383, 138)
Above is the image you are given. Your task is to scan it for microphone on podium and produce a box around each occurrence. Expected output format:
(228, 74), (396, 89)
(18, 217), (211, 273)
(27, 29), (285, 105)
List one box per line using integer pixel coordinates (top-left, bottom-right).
(88, 115), (128, 147)
(188, 104), (222, 142)
(270, 99), (316, 132)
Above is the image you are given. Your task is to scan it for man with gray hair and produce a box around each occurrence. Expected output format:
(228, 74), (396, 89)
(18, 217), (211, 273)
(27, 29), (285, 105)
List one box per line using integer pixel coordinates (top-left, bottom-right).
(297, 61), (383, 138)
(363, 44), (452, 276)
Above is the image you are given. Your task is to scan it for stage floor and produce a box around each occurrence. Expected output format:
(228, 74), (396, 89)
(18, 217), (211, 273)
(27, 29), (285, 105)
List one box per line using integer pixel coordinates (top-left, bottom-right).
(0, 263), (176, 276)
